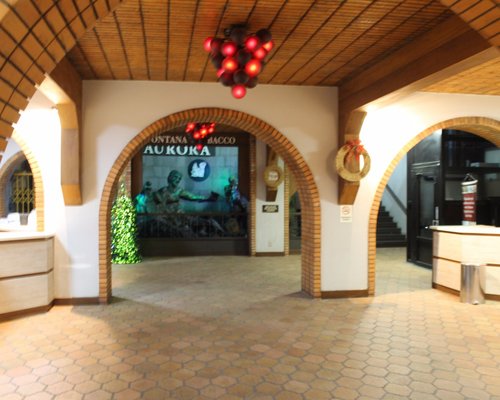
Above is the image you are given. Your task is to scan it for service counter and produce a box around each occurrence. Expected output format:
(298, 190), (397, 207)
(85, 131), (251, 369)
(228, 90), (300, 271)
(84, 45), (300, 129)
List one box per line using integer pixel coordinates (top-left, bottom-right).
(0, 230), (55, 318)
(431, 225), (500, 301)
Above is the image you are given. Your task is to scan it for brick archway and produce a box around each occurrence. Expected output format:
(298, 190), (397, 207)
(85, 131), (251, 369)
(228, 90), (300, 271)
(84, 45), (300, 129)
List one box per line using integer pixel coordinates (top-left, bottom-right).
(0, 133), (45, 231)
(0, 151), (25, 217)
(368, 117), (500, 295)
(98, 108), (321, 303)
(0, 1), (495, 164)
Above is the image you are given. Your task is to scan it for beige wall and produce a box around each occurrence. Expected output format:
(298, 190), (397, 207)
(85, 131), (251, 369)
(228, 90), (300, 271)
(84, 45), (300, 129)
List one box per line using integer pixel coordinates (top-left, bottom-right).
(5, 81), (500, 298)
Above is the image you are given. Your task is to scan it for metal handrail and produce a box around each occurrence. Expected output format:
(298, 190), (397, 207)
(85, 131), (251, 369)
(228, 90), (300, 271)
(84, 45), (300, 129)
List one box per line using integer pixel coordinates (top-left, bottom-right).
(385, 185), (406, 215)
(136, 211), (248, 239)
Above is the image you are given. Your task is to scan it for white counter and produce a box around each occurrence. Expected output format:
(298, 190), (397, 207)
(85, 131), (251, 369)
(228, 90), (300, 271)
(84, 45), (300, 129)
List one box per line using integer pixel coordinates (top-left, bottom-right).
(0, 230), (55, 318)
(431, 225), (500, 300)
(0, 229), (54, 242)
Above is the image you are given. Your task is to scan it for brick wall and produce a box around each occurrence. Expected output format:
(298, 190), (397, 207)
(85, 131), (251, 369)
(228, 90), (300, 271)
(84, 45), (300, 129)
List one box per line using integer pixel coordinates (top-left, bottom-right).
(98, 108), (322, 302)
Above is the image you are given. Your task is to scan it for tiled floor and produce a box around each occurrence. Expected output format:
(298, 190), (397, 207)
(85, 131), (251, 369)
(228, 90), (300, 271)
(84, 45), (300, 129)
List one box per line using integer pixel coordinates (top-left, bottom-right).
(1, 247), (499, 399)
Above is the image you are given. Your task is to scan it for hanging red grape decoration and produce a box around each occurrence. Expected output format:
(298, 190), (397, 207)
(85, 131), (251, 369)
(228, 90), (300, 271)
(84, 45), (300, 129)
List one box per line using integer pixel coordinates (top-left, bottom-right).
(185, 122), (216, 151)
(204, 26), (273, 99)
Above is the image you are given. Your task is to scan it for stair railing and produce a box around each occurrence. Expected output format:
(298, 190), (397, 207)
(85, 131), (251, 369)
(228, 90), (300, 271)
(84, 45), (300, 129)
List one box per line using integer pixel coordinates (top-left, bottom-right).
(385, 184), (406, 215)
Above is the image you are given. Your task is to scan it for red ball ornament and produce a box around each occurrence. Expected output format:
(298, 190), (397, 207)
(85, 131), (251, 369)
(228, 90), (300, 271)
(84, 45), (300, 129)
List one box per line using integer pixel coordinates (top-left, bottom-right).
(236, 49), (252, 65)
(196, 143), (203, 152)
(230, 26), (247, 45)
(210, 53), (224, 69)
(203, 37), (213, 52)
(233, 69), (249, 84)
(262, 40), (274, 52)
(221, 41), (238, 57)
(222, 57), (238, 72)
(245, 59), (262, 77)
(232, 84), (247, 99)
(246, 76), (258, 89)
(253, 47), (267, 60)
(186, 122), (196, 132)
(210, 38), (223, 52)
(245, 35), (261, 52)
(219, 72), (234, 87)
(256, 28), (272, 44)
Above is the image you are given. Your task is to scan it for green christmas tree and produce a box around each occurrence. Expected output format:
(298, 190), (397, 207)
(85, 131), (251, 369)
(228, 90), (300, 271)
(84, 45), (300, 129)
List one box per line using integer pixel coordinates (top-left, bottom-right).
(111, 183), (142, 264)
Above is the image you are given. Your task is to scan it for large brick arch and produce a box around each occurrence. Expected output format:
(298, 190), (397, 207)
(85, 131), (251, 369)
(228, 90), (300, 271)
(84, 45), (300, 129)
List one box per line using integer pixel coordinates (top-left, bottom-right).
(0, 0), (495, 163)
(368, 117), (500, 295)
(98, 108), (321, 303)
(0, 132), (45, 231)
(0, 151), (25, 217)
(0, 0), (123, 159)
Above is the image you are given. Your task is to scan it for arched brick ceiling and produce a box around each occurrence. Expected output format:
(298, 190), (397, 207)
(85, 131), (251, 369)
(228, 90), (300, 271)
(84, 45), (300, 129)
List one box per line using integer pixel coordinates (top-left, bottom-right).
(0, 0), (498, 157)
(0, 0), (123, 152)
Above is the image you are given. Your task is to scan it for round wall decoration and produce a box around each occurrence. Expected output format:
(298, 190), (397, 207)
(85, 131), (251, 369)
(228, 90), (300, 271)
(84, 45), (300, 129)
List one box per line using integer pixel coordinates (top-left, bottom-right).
(188, 159), (211, 182)
(335, 140), (371, 182)
(263, 164), (284, 188)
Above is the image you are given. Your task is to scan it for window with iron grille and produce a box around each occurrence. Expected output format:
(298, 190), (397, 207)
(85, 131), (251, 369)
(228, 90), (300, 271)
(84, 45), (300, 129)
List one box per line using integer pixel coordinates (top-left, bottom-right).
(10, 170), (34, 214)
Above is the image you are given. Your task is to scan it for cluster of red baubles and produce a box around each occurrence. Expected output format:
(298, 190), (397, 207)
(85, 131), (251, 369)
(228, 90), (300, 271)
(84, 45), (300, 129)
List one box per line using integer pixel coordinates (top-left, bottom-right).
(204, 26), (273, 99)
(185, 122), (216, 151)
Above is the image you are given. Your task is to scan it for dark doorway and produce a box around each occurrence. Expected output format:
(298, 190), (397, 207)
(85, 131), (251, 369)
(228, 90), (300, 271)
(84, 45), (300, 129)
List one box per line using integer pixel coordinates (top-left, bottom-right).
(408, 162), (440, 267)
(407, 130), (500, 268)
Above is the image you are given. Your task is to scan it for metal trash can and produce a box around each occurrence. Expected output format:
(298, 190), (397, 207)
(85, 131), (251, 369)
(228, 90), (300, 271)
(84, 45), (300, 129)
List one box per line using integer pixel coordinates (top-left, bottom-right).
(460, 263), (485, 304)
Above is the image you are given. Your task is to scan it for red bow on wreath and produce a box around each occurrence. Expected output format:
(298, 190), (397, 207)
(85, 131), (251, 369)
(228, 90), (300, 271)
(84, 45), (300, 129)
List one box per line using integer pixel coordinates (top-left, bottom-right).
(345, 139), (365, 162)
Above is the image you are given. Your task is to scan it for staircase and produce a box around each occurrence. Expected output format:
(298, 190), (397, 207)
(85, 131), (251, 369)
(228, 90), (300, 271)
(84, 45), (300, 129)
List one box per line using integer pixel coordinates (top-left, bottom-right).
(377, 205), (407, 247)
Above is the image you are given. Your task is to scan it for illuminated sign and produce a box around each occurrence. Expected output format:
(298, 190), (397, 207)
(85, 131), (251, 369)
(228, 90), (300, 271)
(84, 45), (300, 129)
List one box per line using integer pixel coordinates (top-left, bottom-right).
(143, 145), (213, 156)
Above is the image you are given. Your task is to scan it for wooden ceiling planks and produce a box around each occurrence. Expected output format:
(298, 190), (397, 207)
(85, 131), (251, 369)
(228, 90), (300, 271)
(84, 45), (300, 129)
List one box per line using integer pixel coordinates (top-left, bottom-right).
(63, 0), (498, 94)
(440, 0), (500, 45)
(320, 1), (452, 87)
(194, 0), (258, 83)
(423, 56), (500, 95)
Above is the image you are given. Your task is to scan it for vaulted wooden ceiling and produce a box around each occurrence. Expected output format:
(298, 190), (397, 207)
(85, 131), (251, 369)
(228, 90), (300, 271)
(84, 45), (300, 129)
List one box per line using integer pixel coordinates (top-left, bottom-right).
(0, 0), (498, 206)
(64, 0), (500, 95)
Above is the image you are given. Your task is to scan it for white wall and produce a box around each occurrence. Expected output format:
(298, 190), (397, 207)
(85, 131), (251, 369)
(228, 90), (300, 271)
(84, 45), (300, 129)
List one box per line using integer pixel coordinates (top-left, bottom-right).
(255, 139), (285, 253)
(81, 81), (338, 296)
(382, 155), (407, 234)
(358, 93), (500, 282)
(8, 84), (500, 298)
(5, 93), (89, 298)
(0, 136), (21, 170)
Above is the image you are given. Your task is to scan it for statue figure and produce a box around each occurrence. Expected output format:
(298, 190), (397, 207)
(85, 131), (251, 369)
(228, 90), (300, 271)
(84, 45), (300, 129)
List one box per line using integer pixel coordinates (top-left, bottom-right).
(134, 181), (155, 213)
(223, 176), (248, 235)
(152, 170), (221, 237)
(154, 170), (214, 213)
(224, 176), (247, 212)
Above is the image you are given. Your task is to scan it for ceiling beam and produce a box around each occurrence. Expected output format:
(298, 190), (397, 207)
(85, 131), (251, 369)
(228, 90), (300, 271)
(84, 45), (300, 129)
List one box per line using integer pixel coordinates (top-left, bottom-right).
(440, 0), (500, 47)
(336, 15), (498, 204)
(38, 57), (83, 206)
(339, 15), (496, 114)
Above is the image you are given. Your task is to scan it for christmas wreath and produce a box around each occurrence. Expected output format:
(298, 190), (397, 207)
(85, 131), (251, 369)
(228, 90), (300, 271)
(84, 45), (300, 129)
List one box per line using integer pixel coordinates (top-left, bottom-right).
(335, 139), (371, 182)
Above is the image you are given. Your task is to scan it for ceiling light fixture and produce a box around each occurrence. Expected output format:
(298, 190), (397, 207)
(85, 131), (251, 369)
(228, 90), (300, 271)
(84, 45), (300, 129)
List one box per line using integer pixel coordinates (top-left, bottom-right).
(204, 26), (273, 99)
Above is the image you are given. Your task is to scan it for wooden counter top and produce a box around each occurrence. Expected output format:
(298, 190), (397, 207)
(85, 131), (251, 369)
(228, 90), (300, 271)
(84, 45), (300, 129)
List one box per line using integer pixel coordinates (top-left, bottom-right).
(430, 225), (500, 235)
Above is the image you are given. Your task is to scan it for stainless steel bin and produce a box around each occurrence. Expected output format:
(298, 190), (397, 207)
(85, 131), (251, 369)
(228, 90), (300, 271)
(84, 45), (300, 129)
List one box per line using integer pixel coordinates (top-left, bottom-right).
(460, 263), (485, 304)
